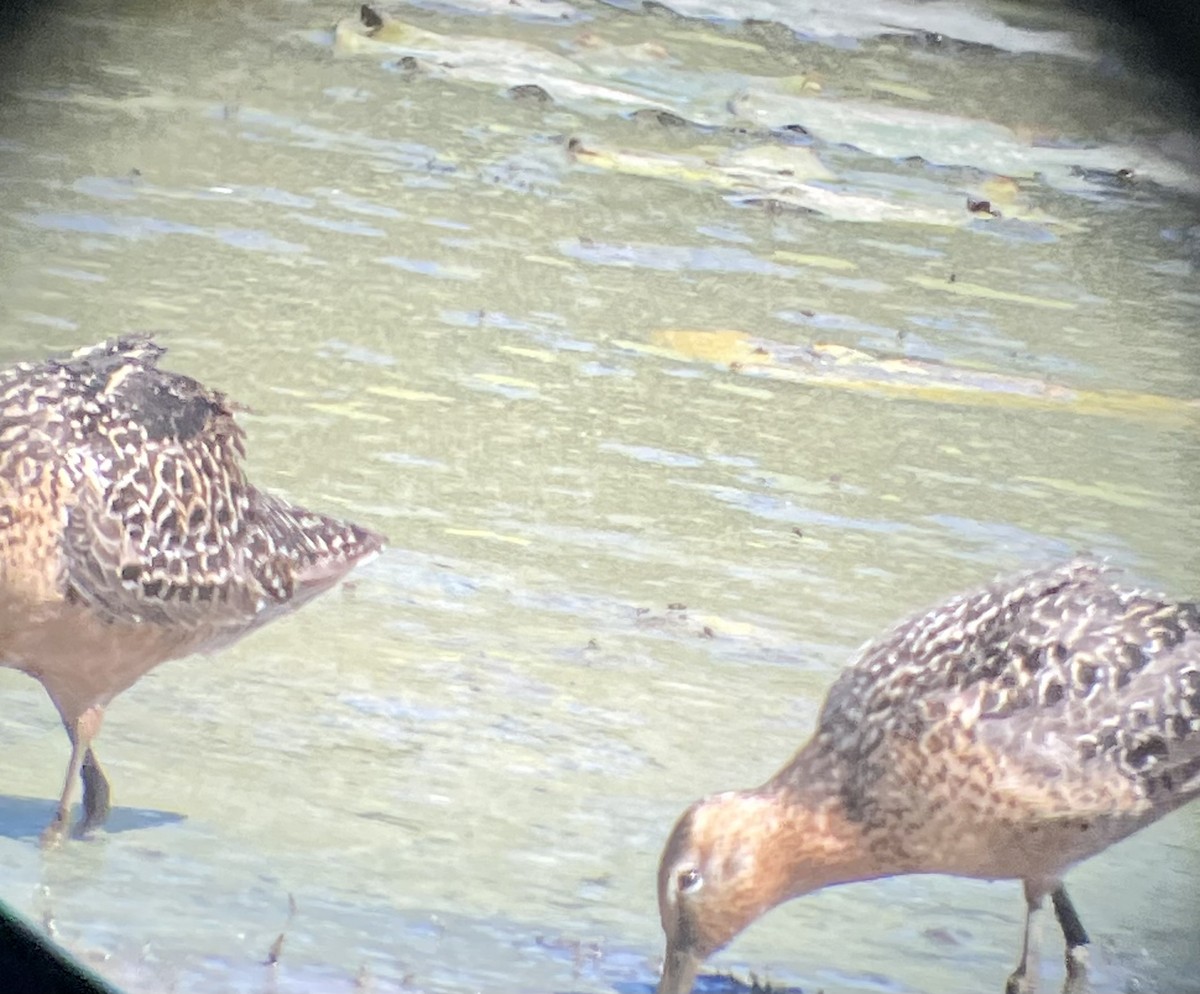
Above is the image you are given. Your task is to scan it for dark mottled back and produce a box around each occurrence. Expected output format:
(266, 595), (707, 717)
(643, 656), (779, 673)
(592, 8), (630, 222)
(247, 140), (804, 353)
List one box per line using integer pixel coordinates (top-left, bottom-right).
(1, 335), (383, 637)
(804, 562), (1200, 817)
(98, 363), (223, 444)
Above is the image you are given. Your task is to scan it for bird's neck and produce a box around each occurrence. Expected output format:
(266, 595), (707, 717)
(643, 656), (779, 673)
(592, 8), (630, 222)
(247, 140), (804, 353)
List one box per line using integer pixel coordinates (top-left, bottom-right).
(751, 754), (886, 903)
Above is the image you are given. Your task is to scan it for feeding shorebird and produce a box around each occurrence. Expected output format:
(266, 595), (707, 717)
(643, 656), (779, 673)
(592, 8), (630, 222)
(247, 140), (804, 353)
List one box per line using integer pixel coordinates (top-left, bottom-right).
(657, 561), (1200, 993)
(0, 336), (384, 844)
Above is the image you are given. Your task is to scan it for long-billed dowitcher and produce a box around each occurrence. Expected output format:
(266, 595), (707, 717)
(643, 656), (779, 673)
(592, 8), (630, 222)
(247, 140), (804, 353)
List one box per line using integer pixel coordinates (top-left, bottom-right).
(0, 336), (385, 844)
(657, 561), (1200, 994)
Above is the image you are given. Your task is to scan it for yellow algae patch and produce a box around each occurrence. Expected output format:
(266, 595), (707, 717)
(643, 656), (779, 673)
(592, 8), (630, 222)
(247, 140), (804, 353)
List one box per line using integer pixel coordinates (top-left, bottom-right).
(687, 613), (780, 639)
(868, 79), (935, 102)
(773, 251), (858, 271)
(907, 275), (1077, 310)
(570, 142), (738, 189)
(976, 175), (1023, 207)
(650, 329), (774, 365)
(720, 144), (835, 183)
(753, 358), (1198, 423)
(499, 345), (558, 363)
(569, 139), (963, 226)
(643, 329), (1197, 424)
(775, 74), (823, 95)
(444, 527), (531, 546)
(307, 401), (391, 423)
(367, 384), (455, 403)
(334, 11), (439, 52)
(661, 29), (767, 53)
(1054, 387), (1200, 421)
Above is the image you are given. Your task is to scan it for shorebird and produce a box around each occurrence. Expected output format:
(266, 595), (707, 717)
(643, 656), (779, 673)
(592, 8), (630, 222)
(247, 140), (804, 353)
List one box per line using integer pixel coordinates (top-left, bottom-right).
(656, 561), (1200, 993)
(0, 336), (385, 844)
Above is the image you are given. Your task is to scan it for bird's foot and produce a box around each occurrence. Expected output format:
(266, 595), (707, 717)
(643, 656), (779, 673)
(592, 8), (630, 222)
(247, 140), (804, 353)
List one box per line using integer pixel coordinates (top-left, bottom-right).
(39, 811), (69, 849)
(1005, 968), (1036, 994)
(1061, 945), (1090, 994)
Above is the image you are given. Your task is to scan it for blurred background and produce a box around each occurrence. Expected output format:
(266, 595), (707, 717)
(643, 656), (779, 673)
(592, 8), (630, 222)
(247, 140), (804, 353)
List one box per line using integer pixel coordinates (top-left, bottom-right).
(1, 0), (1198, 991)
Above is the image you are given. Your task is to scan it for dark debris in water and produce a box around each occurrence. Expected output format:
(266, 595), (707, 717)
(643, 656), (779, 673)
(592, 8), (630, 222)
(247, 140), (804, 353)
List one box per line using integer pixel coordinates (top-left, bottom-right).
(359, 4), (385, 31)
(741, 19), (802, 50)
(508, 83), (554, 104)
(613, 973), (811, 994)
(1068, 164), (1138, 190)
(387, 56), (422, 75)
(731, 196), (822, 218)
(922, 925), (966, 947)
(534, 932), (606, 971)
(967, 197), (1001, 217)
(641, 1), (686, 22)
(706, 972), (811, 994)
(628, 108), (693, 129)
(264, 893), (298, 967)
(872, 28), (992, 57)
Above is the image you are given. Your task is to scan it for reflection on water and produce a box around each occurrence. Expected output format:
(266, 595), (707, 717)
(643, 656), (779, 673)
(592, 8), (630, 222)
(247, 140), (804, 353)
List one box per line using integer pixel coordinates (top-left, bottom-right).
(1, 0), (1199, 992)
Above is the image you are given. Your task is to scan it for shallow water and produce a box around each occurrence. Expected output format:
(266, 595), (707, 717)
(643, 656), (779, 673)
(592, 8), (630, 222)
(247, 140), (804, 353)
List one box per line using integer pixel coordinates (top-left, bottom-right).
(1, 0), (1199, 992)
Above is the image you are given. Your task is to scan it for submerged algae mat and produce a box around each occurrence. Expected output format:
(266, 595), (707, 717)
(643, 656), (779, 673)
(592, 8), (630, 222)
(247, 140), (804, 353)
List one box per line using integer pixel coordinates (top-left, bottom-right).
(637, 329), (1200, 424)
(333, 2), (1190, 233)
(566, 139), (978, 229)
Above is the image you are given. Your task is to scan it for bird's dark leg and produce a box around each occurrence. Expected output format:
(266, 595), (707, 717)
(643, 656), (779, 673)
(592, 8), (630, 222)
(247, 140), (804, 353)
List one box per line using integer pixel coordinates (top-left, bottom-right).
(76, 747), (111, 837)
(1051, 885), (1090, 994)
(1050, 885), (1089, 947)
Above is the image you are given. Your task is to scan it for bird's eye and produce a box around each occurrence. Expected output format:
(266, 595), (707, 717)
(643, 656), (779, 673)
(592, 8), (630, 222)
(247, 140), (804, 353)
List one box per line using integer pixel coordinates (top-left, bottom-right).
(677, 867), (702, 894)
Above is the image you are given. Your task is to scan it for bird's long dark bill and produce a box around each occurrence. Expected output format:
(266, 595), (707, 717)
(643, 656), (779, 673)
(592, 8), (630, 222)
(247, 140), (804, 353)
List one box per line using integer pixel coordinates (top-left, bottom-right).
(657, 945), (701, 994)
